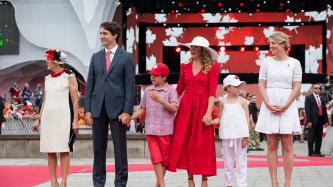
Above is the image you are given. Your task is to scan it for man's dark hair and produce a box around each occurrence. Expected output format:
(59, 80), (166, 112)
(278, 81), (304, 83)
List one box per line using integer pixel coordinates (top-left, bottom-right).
(100, 22), (121, 43)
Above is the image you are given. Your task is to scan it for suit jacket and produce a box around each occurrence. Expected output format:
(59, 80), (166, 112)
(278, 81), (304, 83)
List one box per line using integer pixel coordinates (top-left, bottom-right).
(304, 94), (328, 126)
(84, 47), (135, 119)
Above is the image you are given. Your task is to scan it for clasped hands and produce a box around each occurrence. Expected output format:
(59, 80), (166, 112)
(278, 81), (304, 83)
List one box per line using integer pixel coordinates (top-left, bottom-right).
(267, 103), (288, 113)
(85, 112), (131, 126)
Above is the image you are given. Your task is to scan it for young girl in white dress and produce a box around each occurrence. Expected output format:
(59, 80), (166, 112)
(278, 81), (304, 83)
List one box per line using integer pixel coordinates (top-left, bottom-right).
(255, 32), (302, 187)
(212, 75), (250, 187)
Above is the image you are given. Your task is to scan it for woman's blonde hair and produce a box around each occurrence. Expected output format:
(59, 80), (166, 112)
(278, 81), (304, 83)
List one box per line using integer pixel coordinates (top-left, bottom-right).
(201, 47), (213, 73)
(269, 31), (291, 51)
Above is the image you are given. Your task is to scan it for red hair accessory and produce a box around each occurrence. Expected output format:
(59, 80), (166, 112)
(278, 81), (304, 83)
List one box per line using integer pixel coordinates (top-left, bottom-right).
(45, 48), (66, 63)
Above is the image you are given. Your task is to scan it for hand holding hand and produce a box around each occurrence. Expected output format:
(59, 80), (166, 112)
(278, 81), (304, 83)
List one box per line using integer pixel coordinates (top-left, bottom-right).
(118, 113), (131, 125)
(202, 113), (212, 126)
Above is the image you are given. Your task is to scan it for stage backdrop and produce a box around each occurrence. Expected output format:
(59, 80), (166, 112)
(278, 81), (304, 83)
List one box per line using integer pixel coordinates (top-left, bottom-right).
(126, 8), (333, 74)
(126, 7), (333, 108)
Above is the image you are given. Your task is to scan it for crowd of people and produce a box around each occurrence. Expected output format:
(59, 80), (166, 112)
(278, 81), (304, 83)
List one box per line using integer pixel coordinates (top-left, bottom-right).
(1, 21), (333, 187)
(5, 82), (43, 118)
(0, 83), (43, 134)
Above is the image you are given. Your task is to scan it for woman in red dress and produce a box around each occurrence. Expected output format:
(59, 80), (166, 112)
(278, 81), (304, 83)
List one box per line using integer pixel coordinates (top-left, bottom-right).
(168, 36), (220, 187)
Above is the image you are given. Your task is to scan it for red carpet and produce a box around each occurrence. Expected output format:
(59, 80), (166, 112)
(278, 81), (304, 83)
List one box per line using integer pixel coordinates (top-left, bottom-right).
(0, 155), (332, 187)
(0, 165), (86, 187)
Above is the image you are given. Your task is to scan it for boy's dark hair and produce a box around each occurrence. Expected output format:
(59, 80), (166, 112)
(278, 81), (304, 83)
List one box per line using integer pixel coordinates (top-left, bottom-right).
(100, 22), (121, 42)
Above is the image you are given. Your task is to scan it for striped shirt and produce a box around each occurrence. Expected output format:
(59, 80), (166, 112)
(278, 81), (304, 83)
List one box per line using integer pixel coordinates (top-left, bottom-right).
(140, 83), (178, 136)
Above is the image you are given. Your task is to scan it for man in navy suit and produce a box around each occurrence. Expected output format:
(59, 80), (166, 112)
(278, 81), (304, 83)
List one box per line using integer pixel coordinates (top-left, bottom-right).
(304, 84), (328, 157)
(84, 22), (135, 187)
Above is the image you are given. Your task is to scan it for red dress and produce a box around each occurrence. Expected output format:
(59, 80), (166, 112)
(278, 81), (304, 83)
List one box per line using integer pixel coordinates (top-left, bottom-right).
(168, 62), (220, 176)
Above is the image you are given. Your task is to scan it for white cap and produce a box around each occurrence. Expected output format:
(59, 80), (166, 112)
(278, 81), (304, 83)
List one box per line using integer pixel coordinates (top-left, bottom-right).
(223, 74), (246, 88)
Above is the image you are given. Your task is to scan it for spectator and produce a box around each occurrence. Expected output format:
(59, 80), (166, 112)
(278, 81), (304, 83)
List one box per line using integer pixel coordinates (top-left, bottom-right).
(22, 104), (34, 119)
(3, 101), (11, 120)
(34, 83), (43, 112)
(248, 95), (264, 151)
(305, 84), (329, 156)
(9, 82), (21, 103)
(21, 83), (32, 105)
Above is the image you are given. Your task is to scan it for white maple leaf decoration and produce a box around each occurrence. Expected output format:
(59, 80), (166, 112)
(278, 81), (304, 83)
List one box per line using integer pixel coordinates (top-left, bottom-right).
(327, 29), (331, 39)
(305, 45), (322, 73)
(255, 51), (269, 66)
(146, 29), (156, 46)
(202, 13), (222, 23)
(216, 27), (232, 40)
(244, 36), (254, 45)
(126, 8), (132, 16)
(180, 51), (191, 64)
(165, 27), (183, 37)
(327, 4), (333, 16)
(155, 14), (167, 23)
(163, 36), (178, 46)
(201, 13), (238, 23)
(126, 27), (135, 53)
(163, 28), (184, 46)
(217, 51), (230, 64)
(135, 26), (139, 44)
(305, 11), (327, 21)
(221, 14), (237, 23)
(284, 16), (301, 33)
(146, 55), (157, 71)
(263, 26), (275, 38)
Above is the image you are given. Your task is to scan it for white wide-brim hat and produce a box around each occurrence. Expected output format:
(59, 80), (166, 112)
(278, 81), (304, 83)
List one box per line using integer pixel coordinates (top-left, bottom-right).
(180, 36), (218, 60)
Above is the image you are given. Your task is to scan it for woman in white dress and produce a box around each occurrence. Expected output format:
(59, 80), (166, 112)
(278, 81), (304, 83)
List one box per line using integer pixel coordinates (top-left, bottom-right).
(32, 48), (79, 187)
(255, 32), (302, 187)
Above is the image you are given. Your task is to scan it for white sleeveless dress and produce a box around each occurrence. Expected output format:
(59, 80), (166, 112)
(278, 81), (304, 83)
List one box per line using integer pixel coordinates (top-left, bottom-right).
(40, 72), (73, 153)
(219, 97), (249, 140)
(255, 57), (302, 135)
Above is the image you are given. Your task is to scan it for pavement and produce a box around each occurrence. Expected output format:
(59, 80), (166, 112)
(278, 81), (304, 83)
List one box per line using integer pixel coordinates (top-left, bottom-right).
(1, 141), (333, 187)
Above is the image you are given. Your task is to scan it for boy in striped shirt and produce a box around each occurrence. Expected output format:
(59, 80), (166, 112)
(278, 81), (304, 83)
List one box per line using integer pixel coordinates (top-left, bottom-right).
(131, 63), (178, 187)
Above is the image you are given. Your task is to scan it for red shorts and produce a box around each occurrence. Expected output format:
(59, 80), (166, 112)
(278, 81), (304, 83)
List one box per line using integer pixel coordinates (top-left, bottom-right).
(146, 135), (172, 166)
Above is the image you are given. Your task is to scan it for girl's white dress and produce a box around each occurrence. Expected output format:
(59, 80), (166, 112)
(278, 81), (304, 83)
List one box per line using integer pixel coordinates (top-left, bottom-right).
(220, 97), (249, 139)
(255, 57), (302, 135)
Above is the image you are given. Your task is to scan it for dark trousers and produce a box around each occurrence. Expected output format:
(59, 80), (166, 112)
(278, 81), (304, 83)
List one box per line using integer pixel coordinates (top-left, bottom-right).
(307, 117), (324, 155)
(92, 104), (128, 187)
(259, 132), (266, 142)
